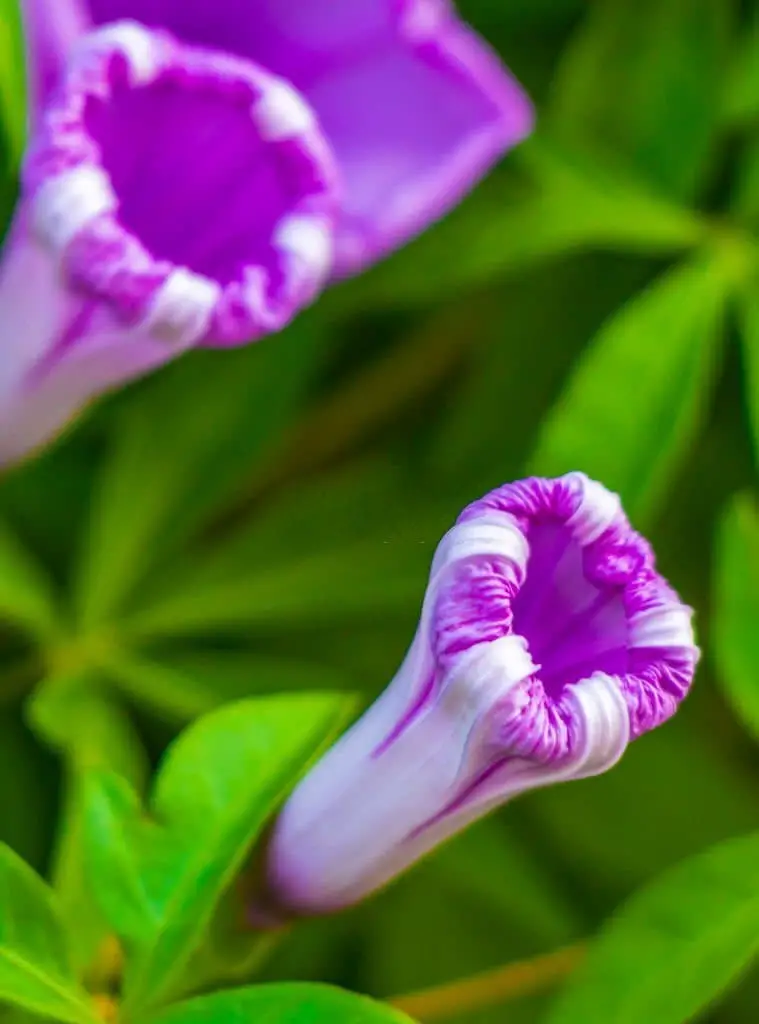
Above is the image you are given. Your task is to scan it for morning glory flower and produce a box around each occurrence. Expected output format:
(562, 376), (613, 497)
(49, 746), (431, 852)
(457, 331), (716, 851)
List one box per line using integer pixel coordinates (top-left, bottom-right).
(0, 1), (532, 464)
(260, 473), (698, 916)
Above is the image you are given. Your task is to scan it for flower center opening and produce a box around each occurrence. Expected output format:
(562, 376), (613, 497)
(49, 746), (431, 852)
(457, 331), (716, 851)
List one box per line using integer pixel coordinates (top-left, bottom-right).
(24, 21), (339, 346)
(433, 475), (650, 711)
(511, 520), (629, 699)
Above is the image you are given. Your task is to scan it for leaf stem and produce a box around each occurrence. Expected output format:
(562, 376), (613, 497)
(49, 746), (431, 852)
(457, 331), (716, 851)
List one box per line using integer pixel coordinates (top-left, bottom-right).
(388, 942), (585, 1022)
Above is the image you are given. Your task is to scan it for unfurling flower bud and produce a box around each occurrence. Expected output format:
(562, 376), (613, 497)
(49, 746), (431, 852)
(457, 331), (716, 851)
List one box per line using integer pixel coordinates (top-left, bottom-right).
(258, 473), (699, 918)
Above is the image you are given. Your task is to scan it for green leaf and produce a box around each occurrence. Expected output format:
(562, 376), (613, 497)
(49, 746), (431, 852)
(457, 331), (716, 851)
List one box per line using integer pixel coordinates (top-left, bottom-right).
(546, 833), (759, 1024)
(123, 535), (431, 640)
(713, 496), (759, 742)
(27, 674), (148, 971)
(0, 708), (56, 872)
(172, 889), (283, 999)
(144, 984), (413, 1024)
(73, 312), (330, 628)
(723, 10), (759, 128)
(0, 0), (25, 169)
(0, 518), (58, 639)
(0, 843), (96, 1023)
(143, 458), (413, 586)
(82, 693), (351, 1013)
(427, 253), (653, 493)
(529, 252), (732, 525)
(119, 459), (443, 639)
(737, 276), (759, 462)
(100, 649), (355, 722)
(28, 674), (147, 785)
(341, 140), (704, 309)
(732, 137), (759, 225)
(549, 0), (731, 199)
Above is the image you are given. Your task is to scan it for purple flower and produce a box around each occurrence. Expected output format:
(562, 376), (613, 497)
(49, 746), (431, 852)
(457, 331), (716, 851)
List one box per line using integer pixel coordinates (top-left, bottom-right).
(0, 1), (532, 464)
(260, 473), (698, 917)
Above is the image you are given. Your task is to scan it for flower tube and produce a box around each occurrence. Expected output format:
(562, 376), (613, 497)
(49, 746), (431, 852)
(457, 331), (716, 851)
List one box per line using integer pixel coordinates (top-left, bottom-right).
(261, 473), (698, 916)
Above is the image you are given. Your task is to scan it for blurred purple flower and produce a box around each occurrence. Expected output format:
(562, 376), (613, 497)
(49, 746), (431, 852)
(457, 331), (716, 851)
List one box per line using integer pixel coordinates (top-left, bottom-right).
(260, 473), (698, 917)
(0, 1), (532, 464)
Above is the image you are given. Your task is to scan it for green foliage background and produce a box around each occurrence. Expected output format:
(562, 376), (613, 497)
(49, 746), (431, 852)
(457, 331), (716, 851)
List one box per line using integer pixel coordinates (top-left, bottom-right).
(2, 0), (759, 1022)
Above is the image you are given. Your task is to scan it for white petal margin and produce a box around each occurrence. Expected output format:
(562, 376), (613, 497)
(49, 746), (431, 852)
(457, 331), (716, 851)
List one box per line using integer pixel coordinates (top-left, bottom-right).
(33, 166), (117, 252)
(254, 79), (317, 141)
(137, 268), (221, 347)
(629, 604), (695, 649)
(566, 472), (623, 546)
(72, 20), (163, 85)
(275, 214), (333, 293)
(431, 512), (529, 580)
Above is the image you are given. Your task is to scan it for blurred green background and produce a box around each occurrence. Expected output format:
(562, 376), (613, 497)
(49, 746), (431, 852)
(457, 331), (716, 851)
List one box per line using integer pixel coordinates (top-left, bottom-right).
(3, 0), (759, 1021)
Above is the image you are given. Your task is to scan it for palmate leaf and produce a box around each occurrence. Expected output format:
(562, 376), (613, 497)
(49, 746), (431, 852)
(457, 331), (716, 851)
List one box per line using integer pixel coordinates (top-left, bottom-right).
(118, 460), (445, 642)
(546, 833), (759, 1024)
(27, 674), (148, 970)
(529, 251), (733, 525)
(342, 139), (704, 309)
(0, 844), (96, 1023)
(0, 517), (58, 640)
(99, 649), (355, 723)
(73, 310), (331, 630)
(144, 984), (414, 1024)
(123, 534), (430, 641)
(81, 693), (351, 1014)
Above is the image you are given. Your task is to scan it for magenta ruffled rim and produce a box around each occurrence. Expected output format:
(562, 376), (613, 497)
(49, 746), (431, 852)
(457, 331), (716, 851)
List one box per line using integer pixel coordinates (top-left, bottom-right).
(24, 22), (339, 345)
(448, 476), (698, 746)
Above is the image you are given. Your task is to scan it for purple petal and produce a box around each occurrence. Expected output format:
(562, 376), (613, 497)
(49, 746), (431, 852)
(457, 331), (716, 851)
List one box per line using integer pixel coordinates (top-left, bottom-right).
(0, 204), (156, 465)
(20, 0), (91, 122)
(0, 211), (84, 407)
(259, 474), (698, 916)
(85, 0), (391, 62)
(0, 208), (192, 464)
(304, 4), (533, 272)
(83, 0), (533, 272)
(0, 291), (183, 466)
